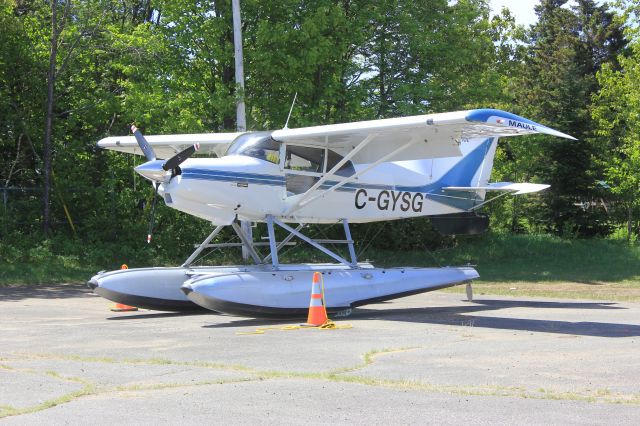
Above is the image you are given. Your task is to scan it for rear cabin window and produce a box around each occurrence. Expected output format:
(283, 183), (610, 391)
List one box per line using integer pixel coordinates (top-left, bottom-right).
(284, 145), (356, 195)
(326, 149), (356, 177)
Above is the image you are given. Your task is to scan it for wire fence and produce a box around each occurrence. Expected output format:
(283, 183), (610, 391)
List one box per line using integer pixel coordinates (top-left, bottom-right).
(0, 186), (99, 233)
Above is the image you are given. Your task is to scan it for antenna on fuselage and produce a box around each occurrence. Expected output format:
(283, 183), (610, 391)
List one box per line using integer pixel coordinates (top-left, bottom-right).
(283, 92), (298, 129)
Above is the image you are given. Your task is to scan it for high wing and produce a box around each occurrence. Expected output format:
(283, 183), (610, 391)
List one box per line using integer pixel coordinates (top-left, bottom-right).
(97, 109), (574, 162)
(97, 132), (242, 159)
(272, 108), (576, 163)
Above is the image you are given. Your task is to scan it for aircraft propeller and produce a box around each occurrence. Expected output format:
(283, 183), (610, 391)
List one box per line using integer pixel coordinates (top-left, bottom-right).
(131, 125), (156, 162)
(163, 143), (200, 172)
(131, 125), (200, 243)
(131, 125), (200, 178)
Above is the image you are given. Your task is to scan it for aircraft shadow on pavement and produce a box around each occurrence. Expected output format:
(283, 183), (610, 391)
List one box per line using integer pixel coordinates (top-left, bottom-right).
(349, 299), (637, 338)
(0, 284), (91, 301)
(204, 298), (639, 338)
(204, 317), (303, 329)
(106, 311), (212, 320)
(447, 299), (624, 310)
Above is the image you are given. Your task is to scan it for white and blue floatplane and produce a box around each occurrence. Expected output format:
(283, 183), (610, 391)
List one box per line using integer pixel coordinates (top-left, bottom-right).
(89, 109), (574, 318)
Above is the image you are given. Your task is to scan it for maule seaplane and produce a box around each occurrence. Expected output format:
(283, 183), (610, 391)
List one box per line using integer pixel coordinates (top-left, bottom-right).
(88, 109), (574, 317)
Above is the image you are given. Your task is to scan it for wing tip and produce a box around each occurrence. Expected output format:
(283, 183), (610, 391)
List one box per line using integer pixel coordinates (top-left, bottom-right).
(96, 137), (111, 149)
(466, 109), (577, 140)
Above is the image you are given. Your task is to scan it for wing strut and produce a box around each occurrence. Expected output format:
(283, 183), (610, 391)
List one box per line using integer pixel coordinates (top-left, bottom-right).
(283, 133), (379, 216)
(286, 136), (423, 216)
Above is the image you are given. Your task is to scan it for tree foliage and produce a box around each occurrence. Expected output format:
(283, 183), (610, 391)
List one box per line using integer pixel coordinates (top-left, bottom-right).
(0, 0), (634, 267)
(495, 0), (626, 236)
(593, 0), (640, 240)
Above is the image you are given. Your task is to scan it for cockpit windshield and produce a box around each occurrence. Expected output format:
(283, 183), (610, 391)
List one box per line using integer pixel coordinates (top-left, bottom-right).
(226, 132), (280, 164)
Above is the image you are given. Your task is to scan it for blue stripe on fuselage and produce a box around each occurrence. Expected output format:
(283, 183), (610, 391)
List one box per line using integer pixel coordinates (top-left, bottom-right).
(180, 138), (493, 210)
(182, 169), (285, 186)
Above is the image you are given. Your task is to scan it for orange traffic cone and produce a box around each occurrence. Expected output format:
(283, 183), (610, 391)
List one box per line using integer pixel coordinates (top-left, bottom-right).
(110, 264), (138, 312)
(305, 272), (328, 326)
(111, 302), (138, 312)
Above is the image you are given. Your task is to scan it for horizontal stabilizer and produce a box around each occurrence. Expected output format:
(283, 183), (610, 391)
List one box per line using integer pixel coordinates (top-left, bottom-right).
(443, 182), (550, 195)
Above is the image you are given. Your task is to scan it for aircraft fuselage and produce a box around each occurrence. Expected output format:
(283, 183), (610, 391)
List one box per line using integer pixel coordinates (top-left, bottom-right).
(158, 154), (476, 225)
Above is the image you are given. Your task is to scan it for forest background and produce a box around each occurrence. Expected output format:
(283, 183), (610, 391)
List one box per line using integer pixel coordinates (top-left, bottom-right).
(2, 0), (640, 283)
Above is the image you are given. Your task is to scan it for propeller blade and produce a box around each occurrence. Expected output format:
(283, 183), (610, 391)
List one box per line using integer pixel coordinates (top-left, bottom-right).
(162, 143), (200, 171)
(147, 182), (160, 244)
(131, 125), (156, 162)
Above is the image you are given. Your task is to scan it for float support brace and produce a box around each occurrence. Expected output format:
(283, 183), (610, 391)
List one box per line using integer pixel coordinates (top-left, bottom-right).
(342, 219), (358, 266)
(266, 215), (279, 268)
(272, 218), (354, 267)
(231, 222), (262, 264)
(182, 225), (225, 267)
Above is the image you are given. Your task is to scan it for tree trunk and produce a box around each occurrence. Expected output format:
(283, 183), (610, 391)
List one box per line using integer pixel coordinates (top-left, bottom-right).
(43, 0), (59, 236)
(377, 29), (387, 118)
(627, 205), (632, 242)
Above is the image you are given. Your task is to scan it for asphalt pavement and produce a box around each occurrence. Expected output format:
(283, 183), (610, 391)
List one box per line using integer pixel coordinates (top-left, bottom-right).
(1, 283), (639, 425)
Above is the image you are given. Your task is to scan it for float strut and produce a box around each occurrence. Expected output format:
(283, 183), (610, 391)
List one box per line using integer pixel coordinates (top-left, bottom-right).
(342, 219), (358, 266)
(231, 222), (263, 264)
(272, 217), (354, 267)
(266, 215), (279, 268)
(182, 225), (225, 267)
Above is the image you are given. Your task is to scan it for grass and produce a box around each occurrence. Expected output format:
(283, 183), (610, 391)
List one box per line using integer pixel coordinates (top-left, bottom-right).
(366, 233), (640, 301)
(370, 233), (640, 283)
(370, 233), (640, 302)
(1, 232), (640, 301)
(442, 281), (640, 302)
(0, 263), (99, 286)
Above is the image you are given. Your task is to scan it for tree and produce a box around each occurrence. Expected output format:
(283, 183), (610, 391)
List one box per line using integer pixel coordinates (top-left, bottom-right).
(358, 0), (511, 117)
(43, 0), (65, 235)
(593, 1), (640, 239)
(502, 0), (625, 236)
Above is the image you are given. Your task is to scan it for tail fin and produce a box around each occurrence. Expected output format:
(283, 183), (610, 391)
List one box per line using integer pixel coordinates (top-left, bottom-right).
(440, 137), (550, 205)
(394, 137), (498, 187)
(395, 136), (548, 215)
(431, 137), (499, 191)
(470, 137), (499, 188)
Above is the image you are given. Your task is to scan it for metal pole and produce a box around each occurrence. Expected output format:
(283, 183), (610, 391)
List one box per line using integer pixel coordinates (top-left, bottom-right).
(232, 0), (246, 132)
(232, 0), (252, 261)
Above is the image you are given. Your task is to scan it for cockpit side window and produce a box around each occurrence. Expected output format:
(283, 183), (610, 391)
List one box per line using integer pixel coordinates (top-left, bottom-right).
(226, 132), (280, 164)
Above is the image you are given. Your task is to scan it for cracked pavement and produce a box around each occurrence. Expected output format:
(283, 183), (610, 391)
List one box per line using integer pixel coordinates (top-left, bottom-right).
(1, 284), (639, 424)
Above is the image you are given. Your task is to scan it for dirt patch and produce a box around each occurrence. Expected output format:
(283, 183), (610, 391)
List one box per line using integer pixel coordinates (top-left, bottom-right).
(444, 281), (640, 302)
